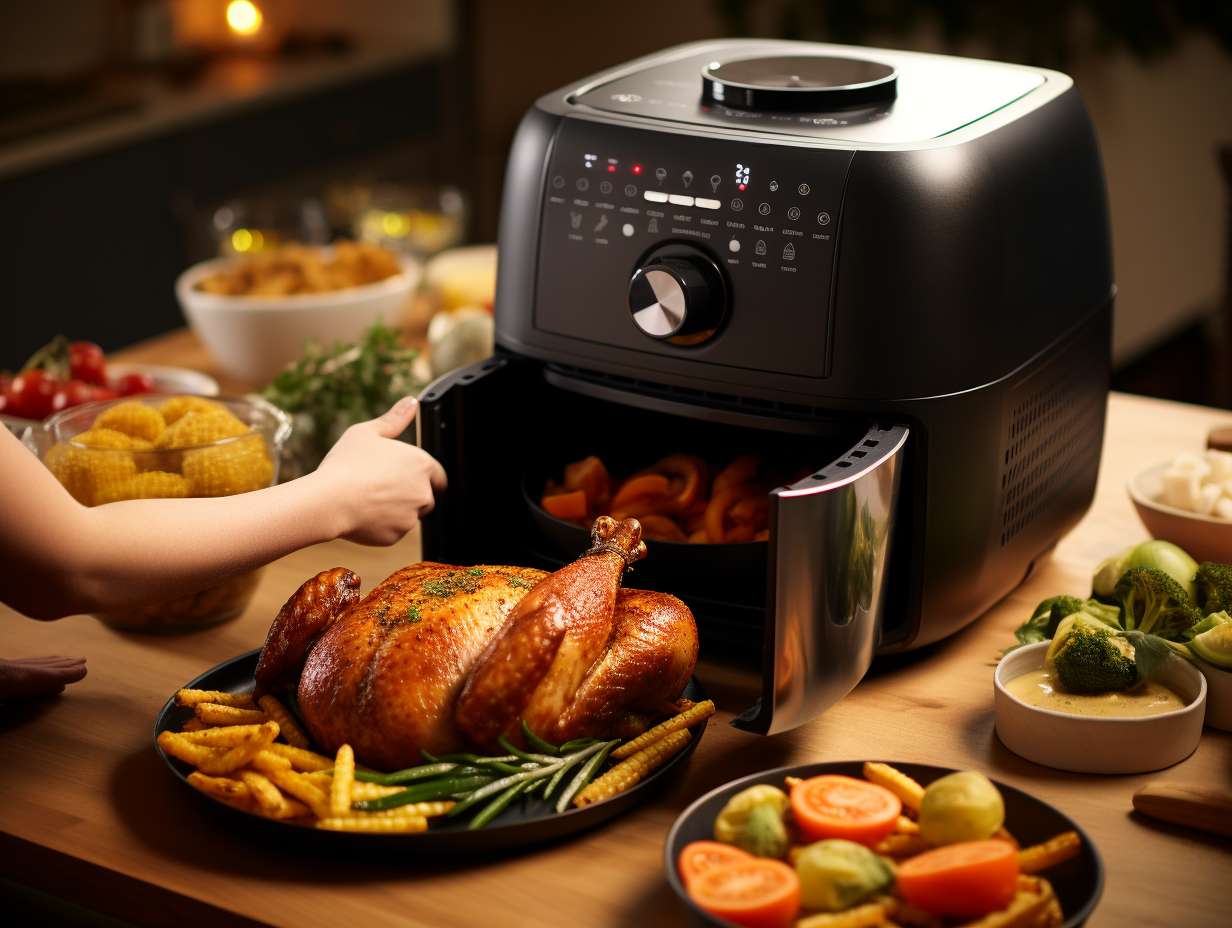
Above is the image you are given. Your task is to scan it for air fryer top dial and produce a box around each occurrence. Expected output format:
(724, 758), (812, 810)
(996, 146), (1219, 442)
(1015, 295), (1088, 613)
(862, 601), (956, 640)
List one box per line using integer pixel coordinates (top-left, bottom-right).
(701, 55), (897, 112)
(628, 248), (726, 342)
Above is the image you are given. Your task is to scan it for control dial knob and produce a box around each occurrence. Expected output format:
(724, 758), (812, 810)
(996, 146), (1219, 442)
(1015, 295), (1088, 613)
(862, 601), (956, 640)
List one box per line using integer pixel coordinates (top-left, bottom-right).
(627, 247), (727, 343)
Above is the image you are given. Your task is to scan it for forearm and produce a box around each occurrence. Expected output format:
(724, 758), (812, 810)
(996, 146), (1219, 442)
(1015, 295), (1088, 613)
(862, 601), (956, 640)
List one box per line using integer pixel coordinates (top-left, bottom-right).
(9, 472), (344, 619)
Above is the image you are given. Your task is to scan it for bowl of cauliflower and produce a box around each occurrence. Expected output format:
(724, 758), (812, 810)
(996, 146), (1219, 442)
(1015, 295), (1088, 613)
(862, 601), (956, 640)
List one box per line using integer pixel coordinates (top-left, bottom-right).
(31, 394), (290, 631)
(1130, 451), (1232, 562)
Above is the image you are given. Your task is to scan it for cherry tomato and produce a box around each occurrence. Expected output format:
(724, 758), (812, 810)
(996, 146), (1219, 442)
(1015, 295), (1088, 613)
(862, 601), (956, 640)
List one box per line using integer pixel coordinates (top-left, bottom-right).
(0, 374), (10, 413)
(6, 370), (59, 419)
(68, 341), (107, 386)
(51, 379), (112, 413)
(112, 370), (155, 396)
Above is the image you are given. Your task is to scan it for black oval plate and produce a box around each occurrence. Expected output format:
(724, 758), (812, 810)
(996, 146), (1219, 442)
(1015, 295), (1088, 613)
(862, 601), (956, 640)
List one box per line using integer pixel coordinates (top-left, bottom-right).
(155, 648), (708, 852)
(665, 762), (1104, 928)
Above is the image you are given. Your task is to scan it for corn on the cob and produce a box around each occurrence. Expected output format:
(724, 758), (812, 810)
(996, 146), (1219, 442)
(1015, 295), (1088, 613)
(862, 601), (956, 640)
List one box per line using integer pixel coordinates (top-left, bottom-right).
(45, 442), (137, 506)
(267, 743), (334, 771)
(863, 762), (925, 813)
(175, 687), (256, 708)
(316, 814), (429, 833)
(350, 782), (408, 801)
(574, 728), (690, 807)
(97, 470), (190, 504)
(182, 434), (272, 496)
(351, 800), (456, 818)
(194, 703), (267, 726)
(160, 395), (226, 425)
(156, 407), (248, 449)
(95, 401), (166, 442)
(610, 699), (716, 760)
(257, 694), (309, 748)
(1017, 831), (1080, 874)
(73, 427), (145, 450)
(330, 744), (355, 816)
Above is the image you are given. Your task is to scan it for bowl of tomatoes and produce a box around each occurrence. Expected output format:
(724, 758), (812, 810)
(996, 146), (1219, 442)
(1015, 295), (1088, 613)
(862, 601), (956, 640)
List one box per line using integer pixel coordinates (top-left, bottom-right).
(2, 337), (218, 434)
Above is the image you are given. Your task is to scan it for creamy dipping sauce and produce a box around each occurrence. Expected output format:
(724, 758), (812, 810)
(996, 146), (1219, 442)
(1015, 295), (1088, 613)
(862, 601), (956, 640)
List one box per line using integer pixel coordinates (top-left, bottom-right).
(1006, 669), (1185, 717)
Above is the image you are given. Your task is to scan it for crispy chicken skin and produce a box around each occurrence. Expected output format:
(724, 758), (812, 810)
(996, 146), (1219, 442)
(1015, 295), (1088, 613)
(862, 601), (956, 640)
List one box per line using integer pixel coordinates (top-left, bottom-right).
(259, 518), (699, 769)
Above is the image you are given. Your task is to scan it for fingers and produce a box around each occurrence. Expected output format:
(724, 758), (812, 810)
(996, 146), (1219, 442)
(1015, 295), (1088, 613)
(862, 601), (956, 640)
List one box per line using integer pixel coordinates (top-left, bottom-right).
(0, 656), (87, 700)
(371, 397), (419, 439)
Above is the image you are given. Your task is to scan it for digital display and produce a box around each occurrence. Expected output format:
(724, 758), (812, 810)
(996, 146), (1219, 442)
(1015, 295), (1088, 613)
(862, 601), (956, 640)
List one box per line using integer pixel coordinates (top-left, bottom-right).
(735, 163), (750, 191)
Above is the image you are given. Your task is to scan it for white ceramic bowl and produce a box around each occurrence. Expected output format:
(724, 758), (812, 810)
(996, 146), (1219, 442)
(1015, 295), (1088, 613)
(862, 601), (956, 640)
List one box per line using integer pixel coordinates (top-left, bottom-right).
(1128, 461), (1232, 562)
(994, 642), (1206, 773)
(1194, 659), (1232, 731)
(176, 251), (421, 385)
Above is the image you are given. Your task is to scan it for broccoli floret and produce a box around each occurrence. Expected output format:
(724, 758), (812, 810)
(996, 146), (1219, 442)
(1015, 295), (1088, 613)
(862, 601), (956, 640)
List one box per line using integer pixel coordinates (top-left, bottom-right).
(1193, 562), (1232, 614)
(1184, 610), (1232, 640)
(1012, 595), (1121, 648)
(1052, 624), (1138, 694)
(1114, 566), (1202, 640)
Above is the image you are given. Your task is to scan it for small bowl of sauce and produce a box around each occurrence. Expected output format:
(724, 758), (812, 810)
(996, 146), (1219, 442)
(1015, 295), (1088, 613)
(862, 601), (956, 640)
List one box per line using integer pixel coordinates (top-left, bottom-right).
(994, 642), (1207, 773)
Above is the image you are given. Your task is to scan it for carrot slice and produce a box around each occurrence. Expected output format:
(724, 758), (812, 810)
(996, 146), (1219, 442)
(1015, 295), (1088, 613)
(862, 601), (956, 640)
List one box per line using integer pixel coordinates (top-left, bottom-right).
(677, 840), (752, 890)
(611, 473), (671, 509)
(688, 858), (800, 928)
(896, 840), (1020, 918)
(541, 489), (588, 522)
(790, 775), (901, 846)
(563, 456), (610, 506)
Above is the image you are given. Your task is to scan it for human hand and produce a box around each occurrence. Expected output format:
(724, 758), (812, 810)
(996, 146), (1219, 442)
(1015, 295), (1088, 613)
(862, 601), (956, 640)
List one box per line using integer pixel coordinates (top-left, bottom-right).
(313, 397), (447, 546)
(0, 656), (87, 701)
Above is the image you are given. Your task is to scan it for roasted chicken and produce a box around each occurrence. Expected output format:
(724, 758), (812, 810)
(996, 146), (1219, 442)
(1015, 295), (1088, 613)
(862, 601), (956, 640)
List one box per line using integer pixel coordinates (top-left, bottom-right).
(255, 517), (699, 769)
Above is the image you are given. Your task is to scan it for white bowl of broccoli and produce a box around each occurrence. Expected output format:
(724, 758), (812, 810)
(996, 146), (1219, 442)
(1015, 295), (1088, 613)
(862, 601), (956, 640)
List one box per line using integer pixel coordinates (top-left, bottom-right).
(994, 641), (1206, 774)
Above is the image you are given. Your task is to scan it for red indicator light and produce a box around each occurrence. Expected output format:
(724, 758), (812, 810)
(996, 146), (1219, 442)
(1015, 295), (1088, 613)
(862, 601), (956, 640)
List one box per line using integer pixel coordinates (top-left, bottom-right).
(738, 183), (746, 191)
(632, 164), (643, 175)
(607, 164), (616, 173)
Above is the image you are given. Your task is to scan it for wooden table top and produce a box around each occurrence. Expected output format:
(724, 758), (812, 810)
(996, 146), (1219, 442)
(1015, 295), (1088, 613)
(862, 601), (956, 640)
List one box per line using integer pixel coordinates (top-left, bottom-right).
(2, 333), (1230, 927)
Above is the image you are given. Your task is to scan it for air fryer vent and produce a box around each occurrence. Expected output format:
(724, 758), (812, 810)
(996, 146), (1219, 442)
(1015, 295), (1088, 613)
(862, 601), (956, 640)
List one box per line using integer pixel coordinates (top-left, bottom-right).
(1000, 354), (1105, 546)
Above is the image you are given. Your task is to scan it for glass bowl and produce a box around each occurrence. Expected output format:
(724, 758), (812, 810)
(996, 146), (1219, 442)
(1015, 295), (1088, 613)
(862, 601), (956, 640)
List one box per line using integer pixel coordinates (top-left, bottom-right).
(31, 395), (291, 632)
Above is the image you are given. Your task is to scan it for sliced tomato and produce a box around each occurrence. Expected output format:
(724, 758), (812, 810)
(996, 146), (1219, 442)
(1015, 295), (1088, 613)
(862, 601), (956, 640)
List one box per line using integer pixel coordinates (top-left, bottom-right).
(688, 858), (800, 928)
(896, 839), (1019, 918)
(677, 841), (752, 890)
(790, 775), (901, 846)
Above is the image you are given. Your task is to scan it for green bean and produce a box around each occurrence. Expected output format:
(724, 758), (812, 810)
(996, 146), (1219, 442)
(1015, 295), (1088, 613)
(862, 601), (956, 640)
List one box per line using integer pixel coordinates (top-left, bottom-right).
(558, 737), (599, 754)
(449, 741), (609, 819)
(555, 740), (617, 813)
(542, 742), (598, 799)
(353, 762), (461, 785)
(469, 780), (530, 830)
(497, 735), (557, 766)
(424, 751), (521, 767)
(520, 720), (560, 756)
(352, 774), (494, 810)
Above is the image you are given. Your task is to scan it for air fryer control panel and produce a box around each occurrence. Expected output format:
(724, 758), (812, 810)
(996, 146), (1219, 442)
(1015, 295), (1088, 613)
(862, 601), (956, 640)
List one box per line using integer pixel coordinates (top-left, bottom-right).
(534, 119), (852, 378)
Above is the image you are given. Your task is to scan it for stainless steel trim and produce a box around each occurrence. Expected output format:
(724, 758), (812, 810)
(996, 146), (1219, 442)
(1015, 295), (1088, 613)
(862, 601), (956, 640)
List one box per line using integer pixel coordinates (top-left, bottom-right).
(732, 424), (909, 734)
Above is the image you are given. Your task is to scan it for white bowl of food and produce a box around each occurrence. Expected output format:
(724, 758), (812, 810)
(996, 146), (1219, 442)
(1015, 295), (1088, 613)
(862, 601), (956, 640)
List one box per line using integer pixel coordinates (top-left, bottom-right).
(1129, 454), (1232, 562)
(994, 641), (1206, 773)
(177, 242), (420, 385)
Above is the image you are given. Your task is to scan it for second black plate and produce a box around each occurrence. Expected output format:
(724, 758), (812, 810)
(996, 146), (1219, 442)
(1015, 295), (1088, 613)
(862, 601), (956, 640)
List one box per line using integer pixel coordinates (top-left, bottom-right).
(155, 648), (708, 852)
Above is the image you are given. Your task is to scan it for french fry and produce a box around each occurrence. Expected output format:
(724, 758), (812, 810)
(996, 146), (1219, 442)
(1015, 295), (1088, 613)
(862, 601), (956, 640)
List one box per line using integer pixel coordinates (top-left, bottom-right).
(316, 814), (429, 833)
(895, 815), (920, 835)
(992, 826), (1019, 850)
(574, 729), (690, 806)
(330, 744), (355, 817)
(267, 767), (331, 819)
(863, 762), (924, 813)
(785, 776), (804, 789)
(610, 700), (716, 760)
(796, 900), (889, 928)
(186, 771), (251, 811)
(194, 703), (267, 726)
(883, 900), (940, 928)
(158, 731), (225, 768)
(257, 694), (310, 749)
(195, 722), (278, 775)
(175, 688), (256, 708)
(958, 886), (1050, 928)
(874, 833), (929, 858)
(179, 718), (210, 732)
(179, 723), (269, 747)
(238, 769), (290, 818)
(252, 749), (293, 774)
(1017, 831), (1080, 874)
(267, 742), (334, 772)
(276, 797), (314, 820)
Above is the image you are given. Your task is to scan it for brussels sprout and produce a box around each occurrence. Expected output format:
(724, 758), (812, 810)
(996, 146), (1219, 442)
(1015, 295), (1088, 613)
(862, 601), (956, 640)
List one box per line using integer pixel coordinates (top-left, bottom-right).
(1190, 622), (1232, 670)
(919, 771), (1005, 846)
(714, 784), (790, 858)
(1093, 541), (1198, 602)
(795, 839), (894, 912)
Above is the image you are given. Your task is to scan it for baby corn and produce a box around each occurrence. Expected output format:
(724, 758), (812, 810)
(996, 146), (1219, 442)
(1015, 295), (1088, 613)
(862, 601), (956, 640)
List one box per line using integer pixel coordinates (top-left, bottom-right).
(316, 814), (428, 834)
(330, 745), (355, 817)
(574, 728), (690, 806)
(257, 695), (309, 748)
(863, 762), (925, 813)
(610, 699), (715, 760)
